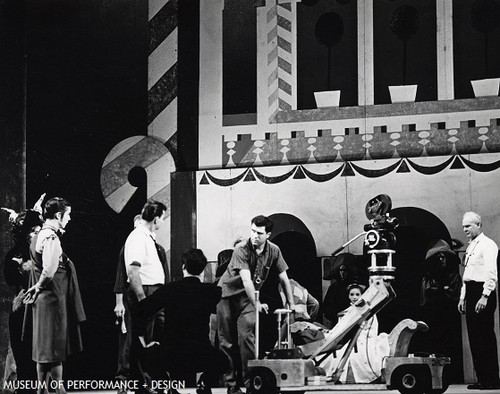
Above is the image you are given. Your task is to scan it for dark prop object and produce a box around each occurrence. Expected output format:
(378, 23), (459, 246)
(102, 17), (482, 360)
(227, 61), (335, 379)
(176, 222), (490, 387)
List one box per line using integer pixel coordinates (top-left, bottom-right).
(315, 12), (344, 90)
(471, 0), (500, 77)
(390, 5), (419, 85)
(364, 194), (399, 251)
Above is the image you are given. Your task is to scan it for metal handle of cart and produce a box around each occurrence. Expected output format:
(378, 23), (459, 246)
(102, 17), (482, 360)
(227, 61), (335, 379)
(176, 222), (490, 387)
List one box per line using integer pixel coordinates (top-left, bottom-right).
(274, 308), (293, 349)
(255, 290), (260, 359)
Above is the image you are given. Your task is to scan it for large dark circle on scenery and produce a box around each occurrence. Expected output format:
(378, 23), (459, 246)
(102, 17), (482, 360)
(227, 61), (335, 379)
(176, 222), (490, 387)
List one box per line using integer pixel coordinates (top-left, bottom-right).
(390, 5), (419, 41)
(315, 12), (344, 48)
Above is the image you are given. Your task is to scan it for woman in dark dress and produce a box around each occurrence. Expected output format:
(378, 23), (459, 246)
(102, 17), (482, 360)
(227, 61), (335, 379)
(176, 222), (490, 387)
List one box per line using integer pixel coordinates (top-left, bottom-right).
(24, 197), (86, 394)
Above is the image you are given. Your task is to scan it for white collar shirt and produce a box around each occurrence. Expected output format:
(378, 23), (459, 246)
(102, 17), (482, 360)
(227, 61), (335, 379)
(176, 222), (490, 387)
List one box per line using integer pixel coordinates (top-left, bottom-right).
(124, 224), (165, 286)
(460, 232), (498, 299)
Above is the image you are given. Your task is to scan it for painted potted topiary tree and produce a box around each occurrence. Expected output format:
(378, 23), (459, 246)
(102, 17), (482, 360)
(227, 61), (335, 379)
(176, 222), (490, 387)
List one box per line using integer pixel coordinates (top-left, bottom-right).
(470, 0), (500, 97)
(313, 12), (344, 107)
(388, 5), (419, 103)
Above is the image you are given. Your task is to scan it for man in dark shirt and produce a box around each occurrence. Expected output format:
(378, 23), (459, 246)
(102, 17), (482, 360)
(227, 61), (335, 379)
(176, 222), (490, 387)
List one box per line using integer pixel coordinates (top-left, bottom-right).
(134, 248), (228, 394)
(217, 215), (295, 394)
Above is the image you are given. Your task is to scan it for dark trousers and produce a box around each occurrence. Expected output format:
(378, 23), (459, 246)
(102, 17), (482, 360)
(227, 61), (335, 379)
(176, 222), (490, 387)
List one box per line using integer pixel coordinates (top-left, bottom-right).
(465, 282), (499, 385)
(115, 297), (132, 382)
(10, 307), (36, 394)
(217, 293), (255, 388)
(127, 284), (165, 391)
(143, 341), (228, 387)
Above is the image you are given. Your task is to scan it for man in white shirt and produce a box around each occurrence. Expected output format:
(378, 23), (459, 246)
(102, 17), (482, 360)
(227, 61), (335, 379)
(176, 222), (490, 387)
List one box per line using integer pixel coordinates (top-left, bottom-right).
(125, 199), (167, 393)
(459, 211), (500, 390)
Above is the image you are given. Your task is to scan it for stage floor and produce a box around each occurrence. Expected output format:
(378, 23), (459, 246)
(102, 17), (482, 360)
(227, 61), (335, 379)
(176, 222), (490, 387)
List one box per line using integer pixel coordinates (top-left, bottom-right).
(76, 385), (499, 394)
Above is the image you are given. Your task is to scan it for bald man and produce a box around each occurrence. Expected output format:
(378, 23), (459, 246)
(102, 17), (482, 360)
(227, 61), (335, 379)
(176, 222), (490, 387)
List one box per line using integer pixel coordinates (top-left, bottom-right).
(459, 212), (500, 390)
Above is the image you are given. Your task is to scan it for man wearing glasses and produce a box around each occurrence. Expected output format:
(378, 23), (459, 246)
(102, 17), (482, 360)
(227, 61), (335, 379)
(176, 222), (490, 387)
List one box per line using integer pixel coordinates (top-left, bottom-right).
(459, 211), (500, 390)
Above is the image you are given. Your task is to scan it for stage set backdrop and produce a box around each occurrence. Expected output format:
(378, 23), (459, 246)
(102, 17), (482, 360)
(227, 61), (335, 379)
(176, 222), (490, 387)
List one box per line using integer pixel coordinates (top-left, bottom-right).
(1, 0), (500, 385)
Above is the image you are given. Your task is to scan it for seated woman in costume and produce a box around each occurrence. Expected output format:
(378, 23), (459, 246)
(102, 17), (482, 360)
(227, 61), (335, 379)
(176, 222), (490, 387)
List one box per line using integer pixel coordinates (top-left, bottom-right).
(321, 283), (390, 384)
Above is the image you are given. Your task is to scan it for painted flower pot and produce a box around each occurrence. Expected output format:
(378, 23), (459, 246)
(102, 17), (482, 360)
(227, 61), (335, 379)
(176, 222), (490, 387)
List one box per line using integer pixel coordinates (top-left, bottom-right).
(314, 90), (341, 108)
(388, 85), (418, 103)
(471, 78), (500, 97)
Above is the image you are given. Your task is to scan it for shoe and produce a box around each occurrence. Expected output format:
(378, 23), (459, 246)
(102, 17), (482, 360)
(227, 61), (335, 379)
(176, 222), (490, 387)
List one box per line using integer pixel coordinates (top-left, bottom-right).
(227, 387), (244, 394)
(467, 383), (482, 390)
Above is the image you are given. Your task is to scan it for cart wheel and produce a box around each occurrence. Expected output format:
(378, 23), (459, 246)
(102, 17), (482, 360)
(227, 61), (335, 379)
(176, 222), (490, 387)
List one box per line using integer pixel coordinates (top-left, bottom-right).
(392, 366), (430, 394)
(248, 367), (277, 394)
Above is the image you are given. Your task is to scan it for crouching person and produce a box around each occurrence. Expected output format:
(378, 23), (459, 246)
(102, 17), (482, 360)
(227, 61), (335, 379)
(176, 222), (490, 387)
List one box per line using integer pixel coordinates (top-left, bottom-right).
(133, 248), (228, 394)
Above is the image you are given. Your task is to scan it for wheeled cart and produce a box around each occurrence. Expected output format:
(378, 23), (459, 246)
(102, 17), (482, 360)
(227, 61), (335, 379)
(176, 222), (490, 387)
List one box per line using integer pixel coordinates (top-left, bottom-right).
(249, 302), (450, 394)
(249, 354), (450, 393)
(248, 197), (450, 394)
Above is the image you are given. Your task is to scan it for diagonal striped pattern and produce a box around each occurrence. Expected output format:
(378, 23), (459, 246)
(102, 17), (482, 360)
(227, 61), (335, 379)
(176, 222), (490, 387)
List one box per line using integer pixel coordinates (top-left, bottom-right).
(147, 0), (179, 260)
(100, 136), (175, 214)
(148, 0), (178, 148)
(266, 2), (295, 123)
